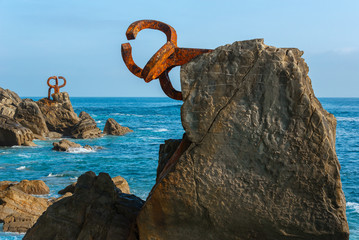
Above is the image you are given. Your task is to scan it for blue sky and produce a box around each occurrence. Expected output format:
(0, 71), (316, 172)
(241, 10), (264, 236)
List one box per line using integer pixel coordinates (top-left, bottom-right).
(0, 0), (358, 97)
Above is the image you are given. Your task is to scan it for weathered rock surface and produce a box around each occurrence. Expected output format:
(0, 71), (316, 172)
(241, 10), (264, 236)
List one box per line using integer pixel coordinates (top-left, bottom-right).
(71, 111), (103, 139)
(0, 183), (51, 233)
(24, 171), (144, 240)
(58, 175), (131, 195)
(36, 92), (80, 136)
(157, 139), (181, 179)
(103, 118), (133, 136)
(136, 39), (349, 239)
(0, 115), (35, 146)
(14, 99), (49, 138)
(0, 87), (21, 118)
(52, 139), (81, 152)
(14, 180), (50, 195)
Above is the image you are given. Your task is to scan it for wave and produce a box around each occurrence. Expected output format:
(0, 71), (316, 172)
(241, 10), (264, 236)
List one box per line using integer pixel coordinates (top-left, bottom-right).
(336, 117), (359, 122)
(96, 120), (102, 123)
(0, 151), (10, 155)
(18, 154), (31, 159)
(111, 113), (145, 117)
(347, 202), (359, 213)
(67, 147), (96, 154)
(154, 128), (169, 132)
(47, 173), (64, 177)
(16, 166), (27, 170)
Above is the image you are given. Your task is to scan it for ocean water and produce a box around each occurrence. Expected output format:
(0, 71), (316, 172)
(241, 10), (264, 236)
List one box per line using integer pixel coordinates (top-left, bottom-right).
(0, 97), (358, 239)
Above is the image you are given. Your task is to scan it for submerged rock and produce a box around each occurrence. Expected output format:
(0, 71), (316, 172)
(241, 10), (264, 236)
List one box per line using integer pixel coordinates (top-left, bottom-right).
(71, 111), (103, 139)
(136, 39), (349, 239)
(103, 118), (133, 136)
(0, 115), (35, 146)
(24, 171), (144, 240)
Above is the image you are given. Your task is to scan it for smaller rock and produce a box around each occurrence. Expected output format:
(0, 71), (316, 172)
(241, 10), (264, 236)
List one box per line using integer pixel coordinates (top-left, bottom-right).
(71, 111), (103, 139)
(0, 115), (35, 146)
(14, 180), (50, 195)
(103, 118), (133, 136)
(58, 182), (76, 195)
(52, 139), (81, 152)
(47, 131), (62, 139)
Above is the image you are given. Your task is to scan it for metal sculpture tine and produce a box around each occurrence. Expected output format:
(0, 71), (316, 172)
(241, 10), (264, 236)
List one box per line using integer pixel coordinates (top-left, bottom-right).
(121, 20), (213, 100)
(47, 76), (66, 100)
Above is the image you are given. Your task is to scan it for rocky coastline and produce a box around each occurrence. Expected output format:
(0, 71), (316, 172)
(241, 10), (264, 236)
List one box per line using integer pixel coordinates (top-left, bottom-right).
(0, 39), (350, 239)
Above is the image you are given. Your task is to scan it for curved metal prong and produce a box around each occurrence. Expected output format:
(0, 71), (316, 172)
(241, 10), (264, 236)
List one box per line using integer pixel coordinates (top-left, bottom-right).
(158, 68), (182, 100)
(47, 76), (58, 88)
(125, 20), (177, 45)
(58, 76), (67, 88)
(121, 43), (143, 78)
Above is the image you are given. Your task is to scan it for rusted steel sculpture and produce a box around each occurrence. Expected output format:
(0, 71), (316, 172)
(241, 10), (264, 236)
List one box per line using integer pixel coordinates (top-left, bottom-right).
(121, 20), (213, 100)
(47, 76), (66, 100)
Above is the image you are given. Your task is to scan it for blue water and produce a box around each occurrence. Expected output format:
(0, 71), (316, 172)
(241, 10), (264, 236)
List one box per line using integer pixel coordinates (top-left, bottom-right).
(0, 97), (358, 239)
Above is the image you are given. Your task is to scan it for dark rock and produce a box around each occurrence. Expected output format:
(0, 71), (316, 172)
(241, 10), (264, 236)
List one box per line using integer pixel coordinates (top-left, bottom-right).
(14, 99), (49, 137)
(103, 118), (133, 136)
(58, 182), (76, 195)
(157, 139), (181, 180)
(24, 171), (144, 240)
(36, 92), (80, 136)
(71, 111), (103, 139)
(136, 39), (349, 240)
(0, 115), (35, 146)
(0, 87), (21, 118)
(52, 139), (81, 152)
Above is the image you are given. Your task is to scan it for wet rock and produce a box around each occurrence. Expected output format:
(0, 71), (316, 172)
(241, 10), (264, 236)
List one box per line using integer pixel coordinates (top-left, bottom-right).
(103, 118), (133, 136)
(36, 92), (80, 136)
(14, 99), (49, 138)
(58, 175), (130, 195)
(52, 139), (81, 152)
(0, 186), (50, 233)
(0, 115), (35, 146)
(24, 171), (144, 240)
(136, 39), (349, 240)
(14, 180), (50, 195)
(0, 87), (21, 118)
(71, 111), (103, 139)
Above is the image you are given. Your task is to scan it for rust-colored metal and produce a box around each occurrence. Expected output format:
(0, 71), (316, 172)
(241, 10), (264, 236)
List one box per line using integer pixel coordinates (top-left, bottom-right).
(121, 20), (213, 100)
(47, 76), (66, 100)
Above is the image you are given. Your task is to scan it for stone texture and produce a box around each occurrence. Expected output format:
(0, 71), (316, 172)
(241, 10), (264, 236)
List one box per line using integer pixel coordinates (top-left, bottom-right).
(103, 118), (133, 136)
(157, 139), (181, 180)
(24, 171), (144, 240)
(52, 139), (81, 152)
(14, 180), (50, 195)
(71, 111), (103, 139)
(36, 92), (80, 136)
(0, 115), (35, 146)
(14, 99), (49, 138)
(0, 87), (21, 118)
(136, 39), (349, 240)
(0, 186), (50, 233)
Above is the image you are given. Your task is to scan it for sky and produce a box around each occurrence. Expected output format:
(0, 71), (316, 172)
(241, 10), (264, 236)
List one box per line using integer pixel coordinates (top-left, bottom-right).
(0, 0), (358, 97)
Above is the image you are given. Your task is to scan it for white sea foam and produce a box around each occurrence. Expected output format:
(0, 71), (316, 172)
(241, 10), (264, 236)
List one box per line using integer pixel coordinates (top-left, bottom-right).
(347, 202), (359, 213)
(154, 128), (169, 132)
(0, 151), (10, 155)
(16, 166), (26, 170)
(47, 173), (64, 177)
(67, 147), (95, 154)
(96, 120), (102, 123)
(70, 177), (78, 181)
(139, 127), (154, 131)
(18, 154), (31, 159)
(336, 117), (359, 122)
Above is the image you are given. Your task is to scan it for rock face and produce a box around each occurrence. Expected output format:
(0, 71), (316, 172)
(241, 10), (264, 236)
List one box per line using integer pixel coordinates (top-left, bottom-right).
(0, 181), (50, 233)
(52, 139), (81, 152)
(0, 115), (35, 146)
(0, 87), (21, 118)
(103, 118), (133, 136)
(157, 139), (181, 180)
(36, 92), (80, 136)
(24, 171), (144, 240)
(14, 99), (49, 138)
(136, 39), (349, 239)
(71, 111), (103, 139)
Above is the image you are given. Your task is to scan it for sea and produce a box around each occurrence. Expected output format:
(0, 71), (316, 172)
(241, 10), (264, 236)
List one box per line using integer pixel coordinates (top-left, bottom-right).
(0, 97), (358, 240)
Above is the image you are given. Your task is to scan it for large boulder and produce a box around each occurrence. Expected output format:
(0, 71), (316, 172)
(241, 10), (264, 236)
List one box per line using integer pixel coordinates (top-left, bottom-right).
(103, 118), (133, 136)
(0, 87), (21, 118)
(0, 185), (50, 233)
(136, 39), (349, 239)
(14, 98), (49, 138)
(24, 171), (144, 240)
(36, 92), (80, 136)
(0, 115), (35, 146)
(71, 111), (103, 139)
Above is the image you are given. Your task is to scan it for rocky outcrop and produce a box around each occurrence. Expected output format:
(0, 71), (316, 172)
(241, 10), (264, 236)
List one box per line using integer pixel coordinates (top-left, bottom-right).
(0, 115), (35, 146)
(103, 118), (133, 136)
(71, 111), (103, 139)
(36, 92), (80, 136)
(58, 175), (131, 195)
(136, 39), (349, 239)
(24, 171), (144, 240)
(14, 99), (49, 138)
(52, 139), (81, 151)
(0, 181), (51, 233)
(0, 87), (21, 118)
